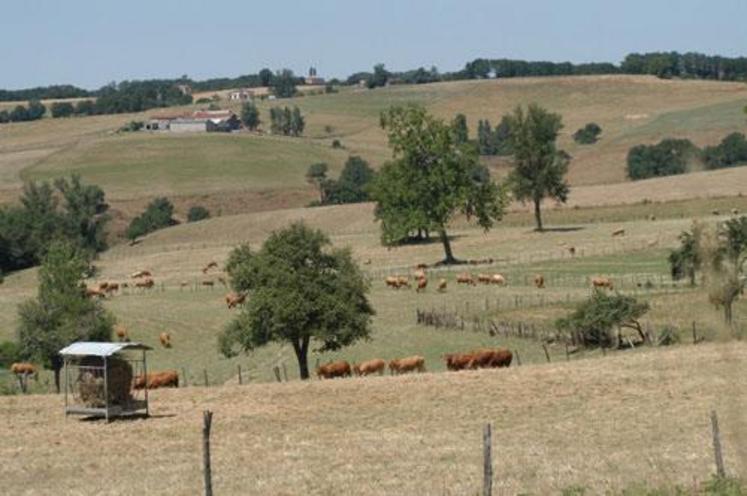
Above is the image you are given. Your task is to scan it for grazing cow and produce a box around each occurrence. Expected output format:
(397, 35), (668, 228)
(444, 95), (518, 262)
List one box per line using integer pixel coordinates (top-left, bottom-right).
(84, 287), (106, 299)
(389, 356), (426, 375)
(437, 278), (447, 292)
(225, 292), (246, 309)
(534, 274), (545, 289)
(159, 332), (172, 348)
(131, 270), (152, 279)
(612, 228), (626, 237)
(591, 276), (614, 290)
(413, 269), (427, 280)
(457, 273), (476, 286)
(467, 348), (512, 369)
(10, 362), (37, 377)
(202, 280), (215, 288)
(568, 246), (576, 256)
(316, 360), (352, 379)
(98, 281), (109, 291)
(397, 276), (411, 289)
(416, 277), (428, 293)
(491, 274), (506, 286)
(202, 261), (219, 274)
(135, 278), (155, 289)
(114, 324), (129, 342)
(133, 370), (179, 389)
(353, 358), (386, 376)
(443, 353), (473, 371)
(385, 276), (400, 289)
(477, 273), (492, 284)
(104, 282), (119, 294)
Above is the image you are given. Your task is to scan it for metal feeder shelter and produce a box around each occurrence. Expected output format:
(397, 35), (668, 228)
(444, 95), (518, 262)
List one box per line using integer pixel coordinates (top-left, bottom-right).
(60, 341), (152, 422)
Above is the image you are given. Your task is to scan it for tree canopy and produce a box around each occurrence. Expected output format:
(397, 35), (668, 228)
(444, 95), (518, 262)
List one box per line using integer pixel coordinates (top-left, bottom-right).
(271, 69), (298, 98)
(240, 101), (260, 131)
(507, 104), (570, 231)
(371, 105), (506, 263)
(126, 197), (176, 240)
(219, 222), (374, 379)
(17, 241), (114, 391)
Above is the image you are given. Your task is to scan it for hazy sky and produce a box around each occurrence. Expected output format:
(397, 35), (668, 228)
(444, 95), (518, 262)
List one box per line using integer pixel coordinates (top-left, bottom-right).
(3, 0), (746, 89)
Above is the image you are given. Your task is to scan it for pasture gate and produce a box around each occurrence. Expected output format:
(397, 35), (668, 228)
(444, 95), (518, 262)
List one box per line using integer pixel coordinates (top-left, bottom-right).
(59, 342), (152, 422)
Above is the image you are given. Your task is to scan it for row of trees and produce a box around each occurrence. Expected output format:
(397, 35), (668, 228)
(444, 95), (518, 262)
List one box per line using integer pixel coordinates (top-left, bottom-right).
(0, 100), (46, 123)
(305, 156), (376, 206)
(0, 175), (109, 273)
(627, 133), (747, 180)
(269, 106), (305, 136)
(0, 84), (90, 102)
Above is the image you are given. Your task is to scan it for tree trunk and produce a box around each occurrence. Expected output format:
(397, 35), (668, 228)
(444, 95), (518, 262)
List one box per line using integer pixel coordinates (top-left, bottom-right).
(292, 336), (311, 380)
(439, 229), (457, 264)
(533, 197), (543, 232)
(52, 354), (62, 394)
(689, 269), (696, 287)
(53, 366), (61, 394)
(724, 302), (733, 325)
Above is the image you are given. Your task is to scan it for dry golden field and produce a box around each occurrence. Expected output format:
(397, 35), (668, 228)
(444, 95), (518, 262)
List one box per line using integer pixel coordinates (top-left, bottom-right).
(1, 343), (746, 495)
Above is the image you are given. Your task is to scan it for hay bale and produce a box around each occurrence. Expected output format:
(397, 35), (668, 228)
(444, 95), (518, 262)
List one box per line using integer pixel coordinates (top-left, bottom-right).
(77, 356), (133, 408)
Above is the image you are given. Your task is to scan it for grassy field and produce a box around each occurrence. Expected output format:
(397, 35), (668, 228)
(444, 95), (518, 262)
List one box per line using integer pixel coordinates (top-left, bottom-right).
(2, 343), (746, 495)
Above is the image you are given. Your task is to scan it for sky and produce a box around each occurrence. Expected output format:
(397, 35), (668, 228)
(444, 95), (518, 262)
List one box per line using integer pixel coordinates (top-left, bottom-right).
(2, 0), (747, 90)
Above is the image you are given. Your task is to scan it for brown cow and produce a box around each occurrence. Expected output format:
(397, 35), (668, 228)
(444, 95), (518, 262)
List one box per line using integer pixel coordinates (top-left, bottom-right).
(396, 276), (411, 289)
(135, 278), (155, 289)
(316, 360), (352, 379)
(413, 268), (427, 280)
(491, 274), (506, 286)
(202, 280), (215, 288)
(10, 362), (37, 377)
(84, 287), (106, 299)
(591, 276), (614, 290)
(437, 278), (447, 292)
(416, 277), (428, 293)
(225, 292), (246, 309)
(467, 348), (512, 369)
(353, 358), (386, 376)
(568, 246), (576, 256)
(202, 261), (219, 274)
(457, 273), (476, 286)
(477, 273), (492, 284)
(159, 332), (172, 348)
(612, 228), (626, 237)
(443, 353), (473, 371)
(385, 276), (400, 289)
(534, 274), (545, 289)
(105, 282), (120, 294)
(131, 270), (152, 279)
(389, 355), (426, 375)
(114, 324), (129, 342)
(133, 370), (179, 389)
(98, 281), (109, 291)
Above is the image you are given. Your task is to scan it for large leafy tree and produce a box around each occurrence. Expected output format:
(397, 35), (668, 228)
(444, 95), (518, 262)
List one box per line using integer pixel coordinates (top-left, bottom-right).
(305, 162), (329, 204)
(452, 114), (469, 144)
(371, 105), (506, 263)
(17, 241), (114, 392)
(271, 69), (298, 98)
(507, 104), (570, 231)
(701, 216), (747, 324)
(219, 222), (374, 379)
(669, 223), (703, 286)
(241, 101), (260, 131)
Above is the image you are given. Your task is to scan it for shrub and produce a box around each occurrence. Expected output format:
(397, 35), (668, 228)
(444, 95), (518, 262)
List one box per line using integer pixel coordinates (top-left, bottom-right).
(126, 197), (176, 240)
(187, 205), (210, 222)
(0, 340), (21, 368)
(332, 139), (342, 149)
(703, 132), (747, 170)
(573, 122), (602, 144)
(50, 101), (75, 118)
(627, 138), (700, 180)
(74, 99), (96, 116)
(118, 121), (144, 132)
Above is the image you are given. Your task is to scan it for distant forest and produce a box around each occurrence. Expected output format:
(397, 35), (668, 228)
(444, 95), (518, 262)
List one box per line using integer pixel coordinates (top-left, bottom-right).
(2, 51), (746, 104)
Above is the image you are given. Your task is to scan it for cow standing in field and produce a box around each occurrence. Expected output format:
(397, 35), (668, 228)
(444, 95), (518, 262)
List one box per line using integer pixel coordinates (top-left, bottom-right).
(133, 370), (179, 389)
(84, 287), (106, 299)
(477, 273), (492, 284)
(202, 261), (219, 274)
(491, 274), (506, 286)
(389, 356), (426, 375)
(114, 324), (129, 342)
(159, 332), (172, 348)
(457, 273), (476, 286)
(131, 270), (152, 279)
(353, 359), (386, 376)
(591, 276), (614, 290)
(443, 353), (474, 371)
(437, 278), (447, 292)
(104, 282), (120, 295)
(467, 348), (513, 369)
(10, 362), (38, 393)
(534, 274), (545, 289)
(225, 292), (246, 309)
(135, 278), (155, 289)
(416, 277), (428, 293)
(316, 361), (352, 379)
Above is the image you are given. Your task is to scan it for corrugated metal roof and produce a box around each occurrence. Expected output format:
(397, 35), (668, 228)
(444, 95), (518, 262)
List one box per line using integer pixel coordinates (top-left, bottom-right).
(59, 342), (152, 357)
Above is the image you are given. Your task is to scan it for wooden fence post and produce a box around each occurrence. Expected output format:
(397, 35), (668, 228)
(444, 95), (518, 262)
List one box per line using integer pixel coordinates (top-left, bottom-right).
(202, 410), (214, 496)
(514, 350), (521, 366)
(483, 423), (493, 496)
(237, 365), (242, 385)
(182, 367), (189, 387)
(692, 322), (698, 345)
(542, 344), (551, 363)
(203, 369), (209, 387)
(711, 410), (726, 478)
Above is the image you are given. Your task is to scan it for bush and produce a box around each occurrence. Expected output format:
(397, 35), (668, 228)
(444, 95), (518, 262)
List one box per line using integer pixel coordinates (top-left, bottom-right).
(332, 139), (342, 149)
(195, 97), (211, 104)
(573, 122), (602, 144)
(119, 121), (144, 132)
(627, 138), (700, 180)
(50, 101), (75, 118)
(703, 132), (747, 170)
(126, 197), (176, 240)
(187, 205), (210, 222)
(74, 99), (96, 116)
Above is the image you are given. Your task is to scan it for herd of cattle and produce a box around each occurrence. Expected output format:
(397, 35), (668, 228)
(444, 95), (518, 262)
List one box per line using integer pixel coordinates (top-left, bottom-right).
(315, 348), (512, 379)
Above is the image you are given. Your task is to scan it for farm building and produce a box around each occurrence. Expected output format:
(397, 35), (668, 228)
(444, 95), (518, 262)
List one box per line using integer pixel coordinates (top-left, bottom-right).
(146, 110), (240, 133)
(170, 118), (216, 133)
(228, 88), (257, 101)
(60, 341), (152, 422)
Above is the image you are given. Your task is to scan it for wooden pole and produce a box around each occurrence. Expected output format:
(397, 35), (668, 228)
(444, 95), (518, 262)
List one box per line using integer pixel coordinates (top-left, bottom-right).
(692, 321), (698, 345)
(514, 350), (521, 366)
(237, 365), (242, 385)
(203, 369), (209, 387)
(182, 367), (189, 387)
(483, 423), (493, 496)
(711, 410), (726, 478)
(202, 410), (214, 496)
(542, 344), (551, 363)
